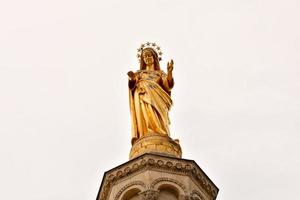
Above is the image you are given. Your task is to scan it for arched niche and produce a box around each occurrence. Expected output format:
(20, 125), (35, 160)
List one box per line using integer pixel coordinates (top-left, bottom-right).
(150, 177), (187, 200)
(122, 188), (141, 200)
(157, 184), (179, 200)
(114, 181), (146, 200)
(151, 177), (187, 195)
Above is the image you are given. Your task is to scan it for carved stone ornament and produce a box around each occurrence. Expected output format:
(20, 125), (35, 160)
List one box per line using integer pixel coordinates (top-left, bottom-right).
(190, 190), (205, 200)
(140, 190), (159, 200)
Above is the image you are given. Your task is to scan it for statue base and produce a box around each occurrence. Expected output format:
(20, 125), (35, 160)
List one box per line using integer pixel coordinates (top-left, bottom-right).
(129, 134), (182, 160)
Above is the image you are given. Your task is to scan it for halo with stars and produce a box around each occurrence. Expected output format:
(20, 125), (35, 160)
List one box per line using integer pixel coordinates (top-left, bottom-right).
(137, 42), (163, 62)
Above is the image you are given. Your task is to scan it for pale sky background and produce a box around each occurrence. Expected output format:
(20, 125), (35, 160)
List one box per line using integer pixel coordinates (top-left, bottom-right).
(0, 0), (299, 199)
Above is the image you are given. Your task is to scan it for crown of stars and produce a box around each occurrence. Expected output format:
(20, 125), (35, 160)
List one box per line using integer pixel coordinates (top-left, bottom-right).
(137, 42), (163, 61)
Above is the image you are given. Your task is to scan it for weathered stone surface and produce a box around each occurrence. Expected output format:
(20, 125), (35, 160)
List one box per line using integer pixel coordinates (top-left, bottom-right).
(96, 153), (218, 200)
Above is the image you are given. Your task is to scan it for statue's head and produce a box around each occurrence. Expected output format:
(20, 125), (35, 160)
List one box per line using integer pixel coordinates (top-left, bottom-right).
(140, 48), (161, 70)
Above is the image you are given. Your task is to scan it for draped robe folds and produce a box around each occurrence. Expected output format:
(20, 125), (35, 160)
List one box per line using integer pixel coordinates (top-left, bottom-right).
(129, 70), (173, 144)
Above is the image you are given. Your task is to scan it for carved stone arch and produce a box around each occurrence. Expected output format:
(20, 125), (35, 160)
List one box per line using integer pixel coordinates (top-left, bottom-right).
(114, 181), (146, 200)
(190, 190), (205, 200)
(150, 177), (187, 195)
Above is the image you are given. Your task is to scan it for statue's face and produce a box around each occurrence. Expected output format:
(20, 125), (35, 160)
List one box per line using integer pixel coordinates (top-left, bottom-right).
(142, 49), (154, 66)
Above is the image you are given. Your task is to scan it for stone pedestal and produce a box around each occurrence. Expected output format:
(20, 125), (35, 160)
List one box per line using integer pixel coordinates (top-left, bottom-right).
(130, 135), (182, 160)
(96, 153), (218, 200)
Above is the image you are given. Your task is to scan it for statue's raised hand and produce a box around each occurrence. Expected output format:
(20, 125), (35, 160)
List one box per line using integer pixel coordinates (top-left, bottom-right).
(127, 71), (136, 80)
(167, 59), (174, 73)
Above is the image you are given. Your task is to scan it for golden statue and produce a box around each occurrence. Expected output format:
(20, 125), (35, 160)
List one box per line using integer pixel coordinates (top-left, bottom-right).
(128, 43), (174, 144)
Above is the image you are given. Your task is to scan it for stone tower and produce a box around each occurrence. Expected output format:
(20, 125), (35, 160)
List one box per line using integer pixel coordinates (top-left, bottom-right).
(96, 135), (219, 200)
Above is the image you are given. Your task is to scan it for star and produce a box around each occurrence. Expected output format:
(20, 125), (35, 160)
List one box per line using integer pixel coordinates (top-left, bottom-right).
(146, 42), (150, 46)
(151, 43), (156, 46)
(157, 46), (161, 50)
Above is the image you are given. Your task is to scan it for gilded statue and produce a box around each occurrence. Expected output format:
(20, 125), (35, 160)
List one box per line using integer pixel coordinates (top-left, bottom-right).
(128, 43), (174, 144)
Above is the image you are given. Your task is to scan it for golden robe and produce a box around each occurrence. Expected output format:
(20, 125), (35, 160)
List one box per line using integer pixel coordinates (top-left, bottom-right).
(129, 70), (173, 144)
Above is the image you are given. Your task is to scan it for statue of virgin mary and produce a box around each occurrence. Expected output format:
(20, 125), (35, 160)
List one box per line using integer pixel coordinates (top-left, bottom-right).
(128, 43), (174, 144)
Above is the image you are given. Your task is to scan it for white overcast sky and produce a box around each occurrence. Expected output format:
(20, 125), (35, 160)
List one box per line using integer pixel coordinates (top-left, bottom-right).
(0, 0), (299, 199)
